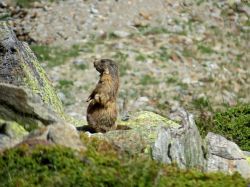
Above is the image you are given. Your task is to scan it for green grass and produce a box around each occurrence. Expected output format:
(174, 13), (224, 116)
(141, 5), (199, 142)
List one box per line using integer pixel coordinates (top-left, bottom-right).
(13, 0), (59, 7)
(197, 44), (214, 54)
(196, 104), (250, 151)
(192, 97), (212, 111)
(57, 79), (74, 89)
(158, 46), (170, 62)
(136, 54), (147, 61)
(140, 75), (159, 85)
(112, 51), (130, 76)
(0, 135), (247, 187)
(31, 44), (81, 67)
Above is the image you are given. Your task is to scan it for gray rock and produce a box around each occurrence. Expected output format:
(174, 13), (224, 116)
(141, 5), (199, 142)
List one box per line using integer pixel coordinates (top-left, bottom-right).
(0, 83), (60, 131)
(205, 132), (250, 179)
(153, 108), (205, 170)
(0, 134), (23, 150)
(27, 122), (86, 151)
(113, 30), (130, 38)
(92, 110), (205, 170)
(0, 22), (64, 118)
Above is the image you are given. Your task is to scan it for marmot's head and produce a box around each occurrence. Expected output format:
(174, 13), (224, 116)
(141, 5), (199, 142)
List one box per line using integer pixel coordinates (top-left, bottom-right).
(93, 59), (119, 77)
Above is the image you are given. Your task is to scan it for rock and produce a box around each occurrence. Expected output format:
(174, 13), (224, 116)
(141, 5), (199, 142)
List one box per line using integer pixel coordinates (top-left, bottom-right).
(92, 110), (205, 170)
(0, 118), (28, 150)
(0, 118), (28, 139)
(205, 132), (250, 179)
(0, 134), (23, 150)
(92, 111), (179, 155)
(132, 97), (150, 108)
(0, 22), (85, 127)
(113, 30), (130, 38)
(153, 108), (205, 170)
(0, 22), (64, 118)
(0, 83), (60, 130)
(27, 122), (86, 151)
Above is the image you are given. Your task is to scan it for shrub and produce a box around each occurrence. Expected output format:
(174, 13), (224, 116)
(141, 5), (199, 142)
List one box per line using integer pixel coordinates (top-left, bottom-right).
(196, 104), (250, 151)
(0, 135), (247, 187)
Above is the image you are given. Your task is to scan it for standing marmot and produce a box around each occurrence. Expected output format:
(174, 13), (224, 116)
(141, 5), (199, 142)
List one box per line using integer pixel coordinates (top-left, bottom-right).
(86, 59), (119, 133)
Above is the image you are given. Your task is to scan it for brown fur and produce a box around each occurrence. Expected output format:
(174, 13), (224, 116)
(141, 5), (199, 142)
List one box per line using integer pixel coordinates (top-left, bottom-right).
(86, 59), (119, 133)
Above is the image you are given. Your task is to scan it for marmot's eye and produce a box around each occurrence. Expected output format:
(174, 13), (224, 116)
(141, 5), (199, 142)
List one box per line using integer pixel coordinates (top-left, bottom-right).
(100, 59), (106, 63)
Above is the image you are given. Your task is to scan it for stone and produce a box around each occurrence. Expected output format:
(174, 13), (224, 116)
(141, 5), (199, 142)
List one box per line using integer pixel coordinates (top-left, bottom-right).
(153, 108), (205, 170)
(113, 30), (130, 38)
(0, 118), (28, 139)
(27, 122), (86, 152)
(205, 132), (250, 179)
(0, 22), (64, 118)
(92, 111), (179, 155)
(92, 110), (205, 170)
(0, 22), (85, 127)
(0, 83), (60, 130)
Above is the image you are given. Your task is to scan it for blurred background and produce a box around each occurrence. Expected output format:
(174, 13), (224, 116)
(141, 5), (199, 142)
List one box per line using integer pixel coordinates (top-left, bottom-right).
(1, 0), (249, 124)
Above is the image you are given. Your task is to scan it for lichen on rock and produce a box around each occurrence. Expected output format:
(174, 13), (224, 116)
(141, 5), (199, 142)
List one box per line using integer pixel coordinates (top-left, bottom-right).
(0, 21), (64, 118)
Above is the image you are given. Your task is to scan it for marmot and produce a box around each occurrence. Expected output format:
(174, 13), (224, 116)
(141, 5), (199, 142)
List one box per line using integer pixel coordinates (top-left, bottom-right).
(86, 59), (119, 133)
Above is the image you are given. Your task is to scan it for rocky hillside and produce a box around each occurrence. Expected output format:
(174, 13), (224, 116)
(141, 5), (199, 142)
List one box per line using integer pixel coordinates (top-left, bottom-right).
(0, 0), (249, 186)
(1, 0), (249, 122)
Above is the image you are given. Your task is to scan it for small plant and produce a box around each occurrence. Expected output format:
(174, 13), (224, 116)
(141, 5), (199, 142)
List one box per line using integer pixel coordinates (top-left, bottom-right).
(112, 51), (130, 76)
(158, 46), (170, 62)
(198, 44), (214, 54)
(166, 76), (178, 84)
(14, 0), (59, 8)
(140, 74), (159, 85)
(136, 54), (147, 61)
(192, 97), (212, 111)
(58, 79), (74, 89)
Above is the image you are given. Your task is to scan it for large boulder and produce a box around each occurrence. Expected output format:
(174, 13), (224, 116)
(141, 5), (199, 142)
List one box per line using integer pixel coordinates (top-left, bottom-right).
(91, 110), (250, 179)
(93, 110), (205, 169)
(152, 109), (205, 170)
(0, 22), (85, 151)
(0, 21), (64, 121)
(0, 83), (60, 131)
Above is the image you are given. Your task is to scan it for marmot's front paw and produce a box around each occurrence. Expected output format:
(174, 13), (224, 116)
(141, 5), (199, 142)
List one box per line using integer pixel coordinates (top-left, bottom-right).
(94, 94), (101, 102)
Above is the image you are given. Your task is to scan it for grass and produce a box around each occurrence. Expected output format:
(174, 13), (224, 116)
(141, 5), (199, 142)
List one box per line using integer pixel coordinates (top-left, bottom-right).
(13, 0), (59, 8)
(112, 51), (130, 76)
(192, 97), (212, 111)
(31, 44), (81, 67)
(0, 135), (247, 187)
(57, 79), (74, 89)
(136, 54), (147, 62)
(197, 44), (214, 54)
(158, 46), (170, 62)
(140, 74), (159, 85)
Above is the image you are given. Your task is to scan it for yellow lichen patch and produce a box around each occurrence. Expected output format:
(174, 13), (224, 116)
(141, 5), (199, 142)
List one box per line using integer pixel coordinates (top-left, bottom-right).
(246, 157), (250, 165)
(118, 111), (179, 128)
(0, 118), (28, 138)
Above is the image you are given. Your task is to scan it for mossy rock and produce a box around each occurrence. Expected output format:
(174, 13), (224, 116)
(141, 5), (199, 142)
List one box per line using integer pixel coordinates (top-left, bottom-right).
(0, 22), (64, 116)
(0, 118), (28, 138)
(0, 22), (86, 128)
(92, 111), (206, 171)
(93, 111), (179, 155)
